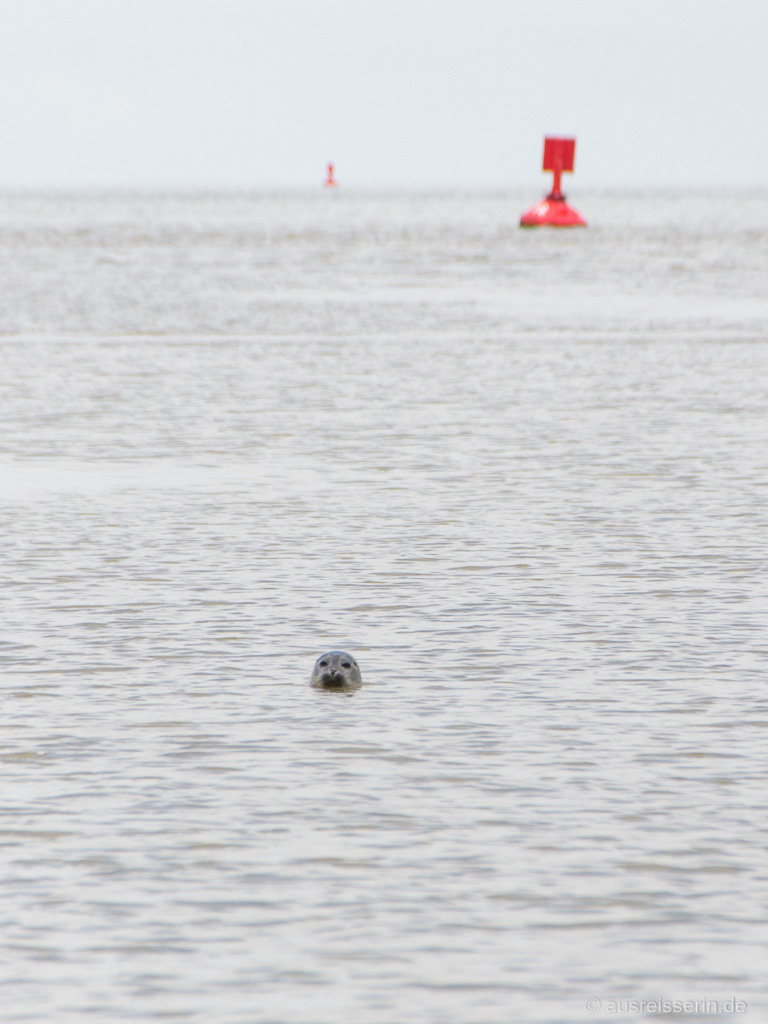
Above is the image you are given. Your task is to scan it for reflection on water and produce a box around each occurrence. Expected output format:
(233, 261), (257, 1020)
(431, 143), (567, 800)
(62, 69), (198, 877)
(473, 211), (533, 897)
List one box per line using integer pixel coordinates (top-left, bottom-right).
(1, 190), (767, 1023)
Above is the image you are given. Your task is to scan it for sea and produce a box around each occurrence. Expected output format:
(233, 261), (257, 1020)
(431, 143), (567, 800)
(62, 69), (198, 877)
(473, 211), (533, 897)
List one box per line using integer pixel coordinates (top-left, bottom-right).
(1, 188), (767, 1024)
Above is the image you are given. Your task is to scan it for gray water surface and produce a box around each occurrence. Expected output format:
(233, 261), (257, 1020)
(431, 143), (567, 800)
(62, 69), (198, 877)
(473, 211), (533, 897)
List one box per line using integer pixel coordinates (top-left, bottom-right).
(1, 190), (767, 1023)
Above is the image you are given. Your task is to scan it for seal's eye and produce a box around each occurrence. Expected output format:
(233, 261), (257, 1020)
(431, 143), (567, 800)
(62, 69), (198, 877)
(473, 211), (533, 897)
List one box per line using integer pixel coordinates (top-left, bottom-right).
(319, 660), (329, 667)
(341, 662), (351, 668)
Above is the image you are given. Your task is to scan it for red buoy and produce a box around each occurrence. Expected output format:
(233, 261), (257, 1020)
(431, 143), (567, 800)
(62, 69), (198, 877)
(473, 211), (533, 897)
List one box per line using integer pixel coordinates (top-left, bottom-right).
(520, 137), (586, 227)
(324, 162), (337, 188)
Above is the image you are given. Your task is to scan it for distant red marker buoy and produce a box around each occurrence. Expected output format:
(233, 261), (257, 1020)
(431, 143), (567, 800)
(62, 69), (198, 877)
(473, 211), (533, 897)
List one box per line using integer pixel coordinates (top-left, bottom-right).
(520, 137), (586, 227)
(324, 162), (337, 188)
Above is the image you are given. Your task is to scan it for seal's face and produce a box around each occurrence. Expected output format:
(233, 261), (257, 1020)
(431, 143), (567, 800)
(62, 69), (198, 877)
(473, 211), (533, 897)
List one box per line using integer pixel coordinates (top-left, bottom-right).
(309, 651), (362, 690)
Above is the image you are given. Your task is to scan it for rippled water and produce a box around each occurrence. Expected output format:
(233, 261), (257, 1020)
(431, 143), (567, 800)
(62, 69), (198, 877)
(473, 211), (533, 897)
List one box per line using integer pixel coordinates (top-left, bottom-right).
(1, 190), (767, 1023)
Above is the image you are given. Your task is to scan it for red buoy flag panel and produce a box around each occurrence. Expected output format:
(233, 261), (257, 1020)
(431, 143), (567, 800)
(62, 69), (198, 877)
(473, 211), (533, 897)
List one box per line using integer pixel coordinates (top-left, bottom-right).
(542, 137), (576, 174)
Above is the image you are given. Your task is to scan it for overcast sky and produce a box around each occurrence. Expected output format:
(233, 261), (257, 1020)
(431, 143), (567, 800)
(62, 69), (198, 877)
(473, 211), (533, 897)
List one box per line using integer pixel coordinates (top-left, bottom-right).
(0, 0), (765, 189)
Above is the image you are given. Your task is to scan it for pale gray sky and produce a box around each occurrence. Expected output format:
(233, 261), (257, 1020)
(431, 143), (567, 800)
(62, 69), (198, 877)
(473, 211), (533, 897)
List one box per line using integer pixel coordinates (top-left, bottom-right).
(0, 0), (765, 188)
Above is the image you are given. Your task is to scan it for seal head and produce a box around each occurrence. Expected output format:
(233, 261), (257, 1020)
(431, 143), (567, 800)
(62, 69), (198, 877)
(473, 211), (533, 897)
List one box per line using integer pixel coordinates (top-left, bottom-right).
(309, 651), (362, 691)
